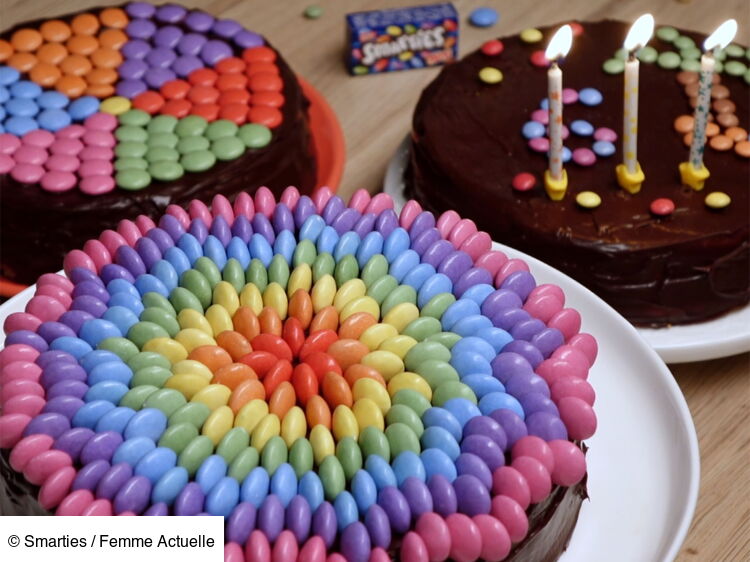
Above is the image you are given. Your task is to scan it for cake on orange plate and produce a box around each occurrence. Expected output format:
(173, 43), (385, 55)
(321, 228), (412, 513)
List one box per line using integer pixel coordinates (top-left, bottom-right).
(0, 2), (316, 286)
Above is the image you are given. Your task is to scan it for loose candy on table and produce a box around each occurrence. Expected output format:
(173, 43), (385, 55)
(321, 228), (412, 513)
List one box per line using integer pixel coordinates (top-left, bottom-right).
(469, 8), (499, 28)
(303, 6), (324, 20)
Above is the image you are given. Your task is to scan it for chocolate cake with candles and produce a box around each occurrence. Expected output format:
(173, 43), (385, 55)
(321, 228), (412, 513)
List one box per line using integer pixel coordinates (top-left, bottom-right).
(0, 2), (316, 286)
(1, 184), (597, 561)
(405, 20), (749, 326)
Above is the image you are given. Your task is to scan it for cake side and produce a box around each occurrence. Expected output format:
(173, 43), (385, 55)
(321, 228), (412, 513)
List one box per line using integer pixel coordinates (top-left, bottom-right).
(1, 444), (588, 562)
(406, 20), (749, 326)
(509, 475), (587, 561)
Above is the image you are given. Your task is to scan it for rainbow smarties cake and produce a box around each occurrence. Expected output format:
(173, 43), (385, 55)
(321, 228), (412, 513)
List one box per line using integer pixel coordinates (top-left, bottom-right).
(0, 186), (598, 562)
(0, 2), (316, 285)
(406, 20), (750, 327)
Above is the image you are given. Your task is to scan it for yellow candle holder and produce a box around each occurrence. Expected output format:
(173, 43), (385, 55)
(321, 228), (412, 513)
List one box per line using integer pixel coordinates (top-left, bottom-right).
(679, 161), (710, 191)
(544, 169), (568, 201)
(616, 161), (645, 194)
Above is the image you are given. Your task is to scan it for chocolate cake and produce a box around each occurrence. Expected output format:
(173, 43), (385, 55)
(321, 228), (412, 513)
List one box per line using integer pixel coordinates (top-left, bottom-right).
(0, 2), (316, 286)
(0, 185), (597, 561)
(406, 20), (749, 326)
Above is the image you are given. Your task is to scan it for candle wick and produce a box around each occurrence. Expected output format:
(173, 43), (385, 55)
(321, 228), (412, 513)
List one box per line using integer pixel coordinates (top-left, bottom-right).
(628, 50), (638, 62)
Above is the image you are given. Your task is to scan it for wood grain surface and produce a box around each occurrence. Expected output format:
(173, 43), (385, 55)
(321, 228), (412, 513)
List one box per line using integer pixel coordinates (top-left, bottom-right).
(2, 1), (749, 560)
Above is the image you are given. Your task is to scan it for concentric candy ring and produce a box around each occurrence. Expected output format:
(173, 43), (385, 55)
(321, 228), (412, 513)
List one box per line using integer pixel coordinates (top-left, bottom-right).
(0, 186), (597, 562)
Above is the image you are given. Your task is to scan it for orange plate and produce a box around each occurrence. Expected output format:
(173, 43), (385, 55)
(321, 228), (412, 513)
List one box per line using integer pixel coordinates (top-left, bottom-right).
(0, 278), (26, 297)
(299, 76), (345, 191)
(0, 78), (345, 297)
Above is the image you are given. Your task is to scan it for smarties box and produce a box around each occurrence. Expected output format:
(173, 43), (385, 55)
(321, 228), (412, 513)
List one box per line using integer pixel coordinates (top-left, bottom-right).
(346, 4), (459, 75)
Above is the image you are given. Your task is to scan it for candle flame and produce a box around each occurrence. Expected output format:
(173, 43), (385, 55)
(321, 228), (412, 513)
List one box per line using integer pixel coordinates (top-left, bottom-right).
(624, 14), (654, 52)
(545, 25), (573, 61)
(704, 19), (738, 51)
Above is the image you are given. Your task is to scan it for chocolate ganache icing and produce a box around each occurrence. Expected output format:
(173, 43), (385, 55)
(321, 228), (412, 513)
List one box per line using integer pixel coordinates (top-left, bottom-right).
(406, 20), (749, 326)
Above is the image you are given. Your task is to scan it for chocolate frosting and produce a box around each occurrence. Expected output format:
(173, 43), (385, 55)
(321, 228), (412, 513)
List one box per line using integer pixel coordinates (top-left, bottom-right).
(508, 475), (587, 561)
(0, 6), (317, 285)
(407, 20), (749, 326)
(0, 449), (49, 516)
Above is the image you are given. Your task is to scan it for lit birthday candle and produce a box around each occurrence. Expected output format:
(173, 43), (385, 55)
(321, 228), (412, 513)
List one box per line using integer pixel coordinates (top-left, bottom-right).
(616, 14), (654, 194)
(544, 25), (573, 201)
(679, 19), (737, 190)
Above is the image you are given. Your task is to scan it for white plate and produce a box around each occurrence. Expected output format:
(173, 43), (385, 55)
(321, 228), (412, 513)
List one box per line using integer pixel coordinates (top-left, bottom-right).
(638, 306), (750, 364)
(384, 136), (750, 364)
(0, 252), (699, 561)
(507, 244), (699, 562)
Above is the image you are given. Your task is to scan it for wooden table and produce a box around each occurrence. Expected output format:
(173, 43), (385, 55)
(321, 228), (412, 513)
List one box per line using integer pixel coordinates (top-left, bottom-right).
(3, 0), (749, 559)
